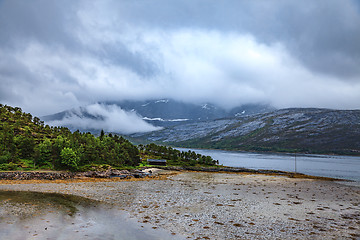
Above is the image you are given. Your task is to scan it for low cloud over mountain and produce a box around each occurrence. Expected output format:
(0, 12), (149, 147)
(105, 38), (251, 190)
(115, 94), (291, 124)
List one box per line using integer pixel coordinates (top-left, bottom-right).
(46, 103), (162, 134)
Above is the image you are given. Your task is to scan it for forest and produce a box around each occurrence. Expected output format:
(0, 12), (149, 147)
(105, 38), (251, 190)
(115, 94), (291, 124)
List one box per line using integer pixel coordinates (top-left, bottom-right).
(0, 104), (217, 171)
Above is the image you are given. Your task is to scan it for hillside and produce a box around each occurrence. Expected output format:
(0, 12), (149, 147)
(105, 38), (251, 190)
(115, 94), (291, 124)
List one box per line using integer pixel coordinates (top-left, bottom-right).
(132, 108), (360, 155)
(0, 104), (141, 171)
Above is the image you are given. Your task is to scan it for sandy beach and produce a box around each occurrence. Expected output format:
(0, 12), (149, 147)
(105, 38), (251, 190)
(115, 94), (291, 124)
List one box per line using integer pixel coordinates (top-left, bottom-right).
(0, 171), (359, 239)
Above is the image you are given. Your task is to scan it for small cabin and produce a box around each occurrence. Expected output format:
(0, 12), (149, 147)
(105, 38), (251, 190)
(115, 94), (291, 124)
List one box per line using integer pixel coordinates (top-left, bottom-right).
(147, 159), (167, 166)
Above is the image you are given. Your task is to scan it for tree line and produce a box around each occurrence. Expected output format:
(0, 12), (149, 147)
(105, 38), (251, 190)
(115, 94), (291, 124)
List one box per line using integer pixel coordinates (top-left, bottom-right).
(140, 143), (218, 166)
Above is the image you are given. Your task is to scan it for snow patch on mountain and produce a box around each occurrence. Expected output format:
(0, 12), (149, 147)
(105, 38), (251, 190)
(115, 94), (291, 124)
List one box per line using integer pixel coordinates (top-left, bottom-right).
(141, 102), (150, 107)
(143, 117), (189, 122)
(155, 99), (169, 104)
(235, 111), (246, 117)
(202, 104), (210, 109)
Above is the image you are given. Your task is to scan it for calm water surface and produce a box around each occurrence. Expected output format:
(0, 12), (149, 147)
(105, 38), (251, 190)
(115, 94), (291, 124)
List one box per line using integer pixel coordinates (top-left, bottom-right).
(178, 148), (360, 182)
(0, 191), (184, 240)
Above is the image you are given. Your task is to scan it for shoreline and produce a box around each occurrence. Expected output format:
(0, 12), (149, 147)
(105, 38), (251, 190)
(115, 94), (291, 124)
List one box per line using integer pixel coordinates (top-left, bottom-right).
(155, 166), (348, 181)
(0, 165), (350, 183)
(1, 170), (359, 239)
(174, 146), (360, 157)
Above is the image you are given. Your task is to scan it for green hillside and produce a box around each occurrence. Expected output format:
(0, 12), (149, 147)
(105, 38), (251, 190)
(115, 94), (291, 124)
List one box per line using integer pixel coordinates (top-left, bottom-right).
(0, 104), (141, 171)
(0, 104), (217, 171)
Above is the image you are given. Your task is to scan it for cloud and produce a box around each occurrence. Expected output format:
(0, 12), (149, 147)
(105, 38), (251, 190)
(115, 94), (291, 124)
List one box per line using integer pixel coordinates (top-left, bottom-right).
(1, 0), (360, 118)
(47, 104), (162, 134)
(138, 29), (360, 110)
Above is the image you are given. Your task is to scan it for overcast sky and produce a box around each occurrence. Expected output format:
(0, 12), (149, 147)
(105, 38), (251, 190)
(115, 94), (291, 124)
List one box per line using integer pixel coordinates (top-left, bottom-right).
(1, 0), (360, 116)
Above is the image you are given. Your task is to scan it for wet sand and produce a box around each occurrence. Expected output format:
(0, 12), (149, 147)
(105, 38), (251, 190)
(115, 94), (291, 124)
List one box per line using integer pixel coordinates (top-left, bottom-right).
(0, 171), (359, 239)
(0, 191), (185, 240)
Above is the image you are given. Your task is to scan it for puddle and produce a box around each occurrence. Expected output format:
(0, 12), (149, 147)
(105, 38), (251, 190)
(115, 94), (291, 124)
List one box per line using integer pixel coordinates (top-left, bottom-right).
(335, 181), (360, 188)
(0, 191), (184, 240)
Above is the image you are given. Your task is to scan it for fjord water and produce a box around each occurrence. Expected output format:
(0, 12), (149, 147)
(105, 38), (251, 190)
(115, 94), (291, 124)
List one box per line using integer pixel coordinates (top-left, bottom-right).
(178, 148), (360, 182)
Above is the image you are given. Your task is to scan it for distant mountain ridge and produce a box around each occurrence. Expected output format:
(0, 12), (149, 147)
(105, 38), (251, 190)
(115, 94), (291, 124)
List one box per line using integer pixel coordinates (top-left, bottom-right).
(131, 108), (360, 155)
(42, 102), (360, 155)
(107, 99), (274, 125)
(42, 99), (274, 128)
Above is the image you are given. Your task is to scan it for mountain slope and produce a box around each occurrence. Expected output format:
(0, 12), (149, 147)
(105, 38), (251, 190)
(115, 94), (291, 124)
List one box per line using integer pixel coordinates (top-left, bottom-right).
(132, 108), (360, 155)
(110, 99), (273, 122)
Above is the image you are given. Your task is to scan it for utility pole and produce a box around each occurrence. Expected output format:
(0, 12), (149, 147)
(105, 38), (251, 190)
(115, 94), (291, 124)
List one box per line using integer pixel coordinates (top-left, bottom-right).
(294, 151), (297, 173)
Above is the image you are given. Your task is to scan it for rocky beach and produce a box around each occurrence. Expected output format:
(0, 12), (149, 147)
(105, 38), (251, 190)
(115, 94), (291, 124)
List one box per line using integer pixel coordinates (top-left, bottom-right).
(0, 170), (359, 239)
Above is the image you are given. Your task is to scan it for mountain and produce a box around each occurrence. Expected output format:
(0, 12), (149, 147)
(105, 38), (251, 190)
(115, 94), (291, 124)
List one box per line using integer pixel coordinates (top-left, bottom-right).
(42, 99), (274, 128)
(131, 108), (360, 155)
(107, 99), (274, 126)
(41, 102), (360, 155)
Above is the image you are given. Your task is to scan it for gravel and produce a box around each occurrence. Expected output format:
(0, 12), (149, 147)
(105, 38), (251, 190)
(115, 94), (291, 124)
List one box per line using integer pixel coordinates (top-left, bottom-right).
(1, 171), (360, 239)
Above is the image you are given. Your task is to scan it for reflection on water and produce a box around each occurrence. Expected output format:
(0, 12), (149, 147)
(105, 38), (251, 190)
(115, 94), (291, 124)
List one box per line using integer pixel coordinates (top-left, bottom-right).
(178, 148), (360, 182)
(0, 191), (184, 240)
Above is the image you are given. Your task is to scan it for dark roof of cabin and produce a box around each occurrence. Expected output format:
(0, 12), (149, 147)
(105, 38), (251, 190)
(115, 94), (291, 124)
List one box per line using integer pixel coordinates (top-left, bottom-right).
(147, 159), (167, 162)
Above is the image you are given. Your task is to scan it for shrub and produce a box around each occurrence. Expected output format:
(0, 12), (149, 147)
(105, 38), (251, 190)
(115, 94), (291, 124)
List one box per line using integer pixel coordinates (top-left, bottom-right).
(0, 162), (18, 171)
(60, 147), (80, 171)
(0, 151), (12, 164)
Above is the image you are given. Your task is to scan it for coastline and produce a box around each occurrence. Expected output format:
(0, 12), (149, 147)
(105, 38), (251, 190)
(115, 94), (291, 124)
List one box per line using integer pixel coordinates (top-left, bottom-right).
(1, 170), (359, 239)
(174, 145), (360, 157)
(174, 148), (360, 182)
(0, 165), (348, 183)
